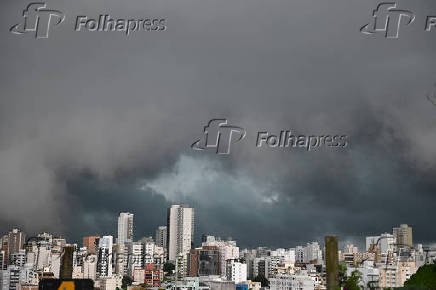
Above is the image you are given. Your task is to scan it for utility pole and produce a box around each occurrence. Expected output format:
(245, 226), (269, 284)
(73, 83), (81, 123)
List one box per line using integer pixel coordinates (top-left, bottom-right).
(325, 236), (339, 290)
(60, 246), (74, 279)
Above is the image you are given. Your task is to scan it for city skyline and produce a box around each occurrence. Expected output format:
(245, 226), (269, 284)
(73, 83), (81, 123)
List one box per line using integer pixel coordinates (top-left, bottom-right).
(1, 209), (434, 252)
(0, 216), (425, 261)
(1, 207), (434, 289)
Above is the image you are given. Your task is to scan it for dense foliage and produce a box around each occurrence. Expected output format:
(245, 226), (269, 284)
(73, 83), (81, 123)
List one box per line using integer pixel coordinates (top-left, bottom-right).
(403, 263), (436, 289)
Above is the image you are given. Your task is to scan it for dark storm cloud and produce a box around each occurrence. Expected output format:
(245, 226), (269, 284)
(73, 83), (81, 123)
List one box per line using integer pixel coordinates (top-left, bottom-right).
(1, 0), (436, 249)
(62, 172), (170, 240)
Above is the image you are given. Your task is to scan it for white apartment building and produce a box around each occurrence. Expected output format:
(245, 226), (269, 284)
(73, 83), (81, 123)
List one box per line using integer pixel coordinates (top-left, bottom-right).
(269, 255), (285, 277)
(128, 242), (144, 277)
(272, 249), (295, 264)
(144, 241), (155, 264)
(226, 260), (247, 284)
(295, 243), (322, 264)
(154, 246), (166, 265)
(343, 244), (359, 254)
(114, 243), (128, 276)
(133, 268), (145, 284)
(304, 242), (322, 264)
(296, 247), (304, 263)
(0, 270), (9, 290)
(97, 236), (113, 277)
(98, 275), (122, 290)
(83, 254), (97, 280)
(0, 251), (5, 271)
(50, 252), (61, 278)
(72, 266), (84, 279)
(25, 242), (51, 271)
(167, 205), (194, 262)
(117, 213), (134, 244)
(366, 233), (395, 254)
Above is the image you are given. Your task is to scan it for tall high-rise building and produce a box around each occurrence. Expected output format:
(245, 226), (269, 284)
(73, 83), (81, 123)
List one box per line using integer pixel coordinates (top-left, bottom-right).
(0, 236), (8, 270)
(167, 205), (195, 262)
(393, 224), (413, 249)
(155, 226), (167, 249)
(97, 236), (113, 277)
(117, 213), (134, 244)
(0, 251), (6, 271)
(7, 229), (25, 257)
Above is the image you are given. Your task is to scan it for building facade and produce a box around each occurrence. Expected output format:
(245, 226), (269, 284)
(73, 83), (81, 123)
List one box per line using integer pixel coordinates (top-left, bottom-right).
(188, 246), (220, 277)
(393, 224), (413, 249)
(155, 226), (167, 249)
(117, 213), (134, 244)
(167, 205), (195, 263)
(97, 236), (113, 277)
(83, 236), (100, 254)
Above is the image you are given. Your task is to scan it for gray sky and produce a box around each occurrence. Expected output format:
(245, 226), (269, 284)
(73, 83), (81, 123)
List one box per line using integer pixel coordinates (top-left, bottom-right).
(1, 0), (436, 249)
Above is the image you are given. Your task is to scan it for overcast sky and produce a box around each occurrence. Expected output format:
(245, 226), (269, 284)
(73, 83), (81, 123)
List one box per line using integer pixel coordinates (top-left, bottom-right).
(1, 0), (436, 250)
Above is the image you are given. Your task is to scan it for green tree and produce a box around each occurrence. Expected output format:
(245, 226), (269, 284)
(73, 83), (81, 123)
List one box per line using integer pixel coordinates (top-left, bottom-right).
(163, 262), (175, 274)
(403, 263), (436, 289)
(343, 270), (361, 290)
(253, 274), (269, 287)
(339, 262), (348, 286)
(122, 275), (133, 289)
